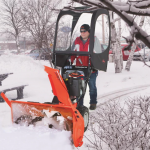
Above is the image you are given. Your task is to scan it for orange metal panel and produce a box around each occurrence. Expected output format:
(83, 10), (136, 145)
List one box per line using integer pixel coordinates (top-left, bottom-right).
(0, 66), (84, 147)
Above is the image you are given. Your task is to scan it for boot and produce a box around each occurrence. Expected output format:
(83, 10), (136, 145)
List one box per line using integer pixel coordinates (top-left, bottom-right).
(89, 104), (96, 110)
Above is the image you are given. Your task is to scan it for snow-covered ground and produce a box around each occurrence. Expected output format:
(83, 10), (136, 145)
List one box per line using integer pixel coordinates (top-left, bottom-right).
(0, 53), (150, 150)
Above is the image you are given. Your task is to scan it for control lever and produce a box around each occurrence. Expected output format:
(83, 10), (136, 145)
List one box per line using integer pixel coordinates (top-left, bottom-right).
(76, 55), (83, 66)
(78, 58), (83, 66)
(68, 58), (71, 65)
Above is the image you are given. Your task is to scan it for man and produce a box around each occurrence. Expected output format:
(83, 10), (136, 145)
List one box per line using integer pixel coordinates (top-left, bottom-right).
(71, 24), (99, 110)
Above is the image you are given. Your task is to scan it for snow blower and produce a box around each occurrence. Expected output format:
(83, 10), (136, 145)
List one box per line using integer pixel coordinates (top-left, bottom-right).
(1, 7), (111, 147)
(1, 66), (87, 147)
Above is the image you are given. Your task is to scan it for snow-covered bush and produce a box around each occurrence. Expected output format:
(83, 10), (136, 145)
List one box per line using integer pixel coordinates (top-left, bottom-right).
(85, 97), (150, 150)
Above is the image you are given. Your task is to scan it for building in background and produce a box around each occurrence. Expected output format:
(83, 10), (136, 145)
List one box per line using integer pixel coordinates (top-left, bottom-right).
(0, 40), (35, 51)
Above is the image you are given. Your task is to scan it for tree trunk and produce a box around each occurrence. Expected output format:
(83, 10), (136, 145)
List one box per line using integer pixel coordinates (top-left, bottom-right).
(125, 16), (145, 71)
(113, 40), (123, 73)
(118, 6), (123, 70)
(125, 42), (136, 71)
(15, 36), (20, 53)
(110, 11), (123, 73)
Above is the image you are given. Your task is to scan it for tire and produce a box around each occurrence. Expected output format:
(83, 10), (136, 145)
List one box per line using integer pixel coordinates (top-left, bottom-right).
(77, 106), (89, 132)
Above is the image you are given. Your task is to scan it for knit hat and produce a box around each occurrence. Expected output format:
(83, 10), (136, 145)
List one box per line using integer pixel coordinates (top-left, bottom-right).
(80, 24), (90, 33)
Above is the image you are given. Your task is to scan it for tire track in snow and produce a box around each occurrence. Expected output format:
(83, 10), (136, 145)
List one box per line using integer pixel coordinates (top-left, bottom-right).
(97, 84), (150, 106)
(78, 85), (150, 150)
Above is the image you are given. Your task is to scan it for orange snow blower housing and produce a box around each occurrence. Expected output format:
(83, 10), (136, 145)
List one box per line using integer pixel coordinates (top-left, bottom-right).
(1, 66), (84, 147)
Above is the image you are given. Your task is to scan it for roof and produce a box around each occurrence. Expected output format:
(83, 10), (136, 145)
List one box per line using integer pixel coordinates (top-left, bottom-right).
(0, 41), (16, 44)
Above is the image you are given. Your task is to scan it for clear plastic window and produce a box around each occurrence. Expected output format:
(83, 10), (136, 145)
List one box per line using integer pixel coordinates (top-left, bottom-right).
(55, 15), (73, 51)
(94, 14), (109, 54)
(71, 13), (92, 52)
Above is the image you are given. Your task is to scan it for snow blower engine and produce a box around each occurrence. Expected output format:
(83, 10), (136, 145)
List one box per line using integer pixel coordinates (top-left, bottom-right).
(63, 69), (86, 100)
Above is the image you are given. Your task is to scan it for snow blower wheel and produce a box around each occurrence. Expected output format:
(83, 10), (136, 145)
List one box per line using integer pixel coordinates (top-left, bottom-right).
(77, 106), (89, 132)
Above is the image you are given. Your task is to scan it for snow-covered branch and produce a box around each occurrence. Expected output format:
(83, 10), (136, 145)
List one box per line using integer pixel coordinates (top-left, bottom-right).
(64, 6), (99, 13)
(72, 0), (150, 48)
(130, 0), (150, 9)
(110, 0), (150, 15)
(86, 96), (150, 150)
(102, 0), (150, 48)
(72, 0), (150, 16)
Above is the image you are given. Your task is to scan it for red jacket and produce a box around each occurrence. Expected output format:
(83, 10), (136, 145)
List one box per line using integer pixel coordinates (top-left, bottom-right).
(71, 37), (90, 66)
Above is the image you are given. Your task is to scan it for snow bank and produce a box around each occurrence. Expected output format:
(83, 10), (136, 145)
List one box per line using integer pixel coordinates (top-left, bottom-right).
(0, 54), (73, 150)
(0, 53), (44, 74)
(0, 54), (53, 102)
(0, 124), (72, 150)
(97, 61), (150, 95)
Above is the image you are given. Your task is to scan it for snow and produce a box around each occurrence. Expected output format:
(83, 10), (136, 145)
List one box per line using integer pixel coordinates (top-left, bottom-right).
(135, 1), (150, 8)
(1, 53), (150, 150)
(0, 125), (72, 150)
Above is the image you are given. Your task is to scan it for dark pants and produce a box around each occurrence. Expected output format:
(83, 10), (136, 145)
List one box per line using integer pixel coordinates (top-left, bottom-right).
(78, 71), (98, 106)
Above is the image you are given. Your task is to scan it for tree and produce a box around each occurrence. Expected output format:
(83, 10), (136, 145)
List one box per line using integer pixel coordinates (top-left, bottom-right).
(85, 97), (150, 150)
(20, 0), (61, 50)
(125, 16), (145, 71)
(71, 0), (150, 47)
(1, 0), (25, 52)
(110, 11), (123, 73)
(70, 0), (150, 71)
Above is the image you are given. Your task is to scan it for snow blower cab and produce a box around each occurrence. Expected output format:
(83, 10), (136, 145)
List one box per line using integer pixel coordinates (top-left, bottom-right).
(1, 7), (110, 148)
(53, 7), (111, 103)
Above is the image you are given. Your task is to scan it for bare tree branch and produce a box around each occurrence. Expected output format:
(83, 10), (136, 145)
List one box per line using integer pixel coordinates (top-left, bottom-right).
(20, 0), (61, 50)
(1, 0), (25, 52)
